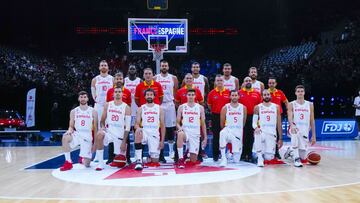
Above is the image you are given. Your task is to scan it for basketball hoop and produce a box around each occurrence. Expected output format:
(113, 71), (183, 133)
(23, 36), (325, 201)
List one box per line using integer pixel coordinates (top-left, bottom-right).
(151, 44), (165, 61)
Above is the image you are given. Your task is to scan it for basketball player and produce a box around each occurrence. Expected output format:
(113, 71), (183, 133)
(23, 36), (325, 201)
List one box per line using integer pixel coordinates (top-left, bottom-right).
(106, 72), (132, 164)
(249, 67), (264, 93)
(60, 91), (98, 171)
(182, 62), (210, 98)
(134, 88), (165, 170)
(219, 90), (247, 167)
(175, 73), (204, 107)
(94, 86), (131, 170)
(154, 60), (178, 161)
(285, 85), (316, 167)
(124, 64), (142, 127)
(222, 63), (239, 91)
(253, 89), (283, 167)
(176, 88), (207, 168)
(91, 60), (114, 127)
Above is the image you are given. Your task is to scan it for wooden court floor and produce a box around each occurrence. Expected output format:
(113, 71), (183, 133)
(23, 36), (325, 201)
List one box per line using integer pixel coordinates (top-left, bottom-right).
(0, 140), (359, 202)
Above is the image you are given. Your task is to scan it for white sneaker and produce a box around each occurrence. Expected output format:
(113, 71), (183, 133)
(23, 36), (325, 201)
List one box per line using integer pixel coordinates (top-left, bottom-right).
(226, 152), (233, 159)
(95, 163), (104, 171)
(169, 151), (175, 159)
(220, 158), (227, 167)
(294, 158), (303, 167)
(257, 156), (264, 167)
(134, 160), (143, 170)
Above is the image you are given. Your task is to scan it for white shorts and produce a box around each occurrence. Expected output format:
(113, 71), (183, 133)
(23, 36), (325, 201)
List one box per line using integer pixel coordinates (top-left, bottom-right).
(103, 130), (125, 155)
(69, 131), (93, 159)
(141, 130), (160, 158)
(161, 101), (176, 127)
(220, 127), (243, 153)
(94, 103), (105, 128)
(254, 131), (277, 155)
(289, 130), (309, 151)
(184, 129), (200, 155)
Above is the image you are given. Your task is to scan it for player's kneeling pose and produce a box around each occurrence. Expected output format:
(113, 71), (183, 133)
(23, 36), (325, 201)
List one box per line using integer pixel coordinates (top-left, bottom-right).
(176, 89), (207, 168)
(94, 86), (131, 170)
(60, 91), (98, 171)
(219, 90), (247, 167)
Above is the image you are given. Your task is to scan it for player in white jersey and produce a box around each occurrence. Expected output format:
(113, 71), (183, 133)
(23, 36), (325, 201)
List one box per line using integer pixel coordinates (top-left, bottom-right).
(134, 88), (165, 170)
(219, 90), (247, 167)
(176, 88), (207, 168)
(253, 89), (283, 167)
(284, 85), (316, 167)
(124, 64), (142, 127)
(94, 86), (131, 170)
(91, 60), (114, 128)
(221, 63), (239, 91)
(182, 62), (209, 98)
(154, 60), (178, 161)
(249, 67), (264, 93)
(60, 91), (98, 171)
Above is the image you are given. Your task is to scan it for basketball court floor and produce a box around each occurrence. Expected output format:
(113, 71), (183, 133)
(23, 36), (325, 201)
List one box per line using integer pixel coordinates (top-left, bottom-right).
(0, 140), (360, 202)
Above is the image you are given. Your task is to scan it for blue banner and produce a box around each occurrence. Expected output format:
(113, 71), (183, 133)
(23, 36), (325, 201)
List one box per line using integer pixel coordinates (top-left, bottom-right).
(281, 118), (358, 140)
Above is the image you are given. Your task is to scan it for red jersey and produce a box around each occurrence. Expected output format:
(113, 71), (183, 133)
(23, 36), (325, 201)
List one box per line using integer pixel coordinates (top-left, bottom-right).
(135, 80), (164, 106)
(269, 88), (287, 113)
(175, 85), (204, 105)
(238, 88), (262, 115)
(207, 87), (231, 114)
(106, 87), (132, 106)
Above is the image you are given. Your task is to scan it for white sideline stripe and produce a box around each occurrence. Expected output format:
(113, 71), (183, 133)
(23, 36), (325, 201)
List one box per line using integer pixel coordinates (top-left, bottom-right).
(0, 181), (359, 200)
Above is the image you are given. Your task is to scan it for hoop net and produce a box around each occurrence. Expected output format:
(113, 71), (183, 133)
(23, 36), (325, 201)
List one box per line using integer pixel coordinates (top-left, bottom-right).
(151, 44), (165, 61)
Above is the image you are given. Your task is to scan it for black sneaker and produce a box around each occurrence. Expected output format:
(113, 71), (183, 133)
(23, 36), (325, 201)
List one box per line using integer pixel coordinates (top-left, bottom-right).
(159, 155), (167, 163)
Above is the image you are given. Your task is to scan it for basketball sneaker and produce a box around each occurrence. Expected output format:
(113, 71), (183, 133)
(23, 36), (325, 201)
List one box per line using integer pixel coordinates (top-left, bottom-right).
(60, 161), (73, 171)
(257, 156), (264, 167)
(220, 158), (227, 167)
(95, 163), (105, 171)
(294, 158), (303, 167)
(177, 158), (185, 169)
(109, 161), (119, 168)
(134, 160), (143, 170)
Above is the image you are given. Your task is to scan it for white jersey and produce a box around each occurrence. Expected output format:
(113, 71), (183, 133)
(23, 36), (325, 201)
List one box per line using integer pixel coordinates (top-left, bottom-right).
(292, 100), (311, 135)
(251, 80), (262, 93)
(193, 74), (206, 96)
(74, 106), (94, 135)
(223, 75), (237, 91)
(95, 75), (114, 105)
(106, 101), (127, 138)
(225, 103), (244, 131)
(124, 77), (141, 116)
(155, 73), (174, 102)
(181, 103), (201, 135)
(141, 104), (160, 136)
(259, 103), (277, 135)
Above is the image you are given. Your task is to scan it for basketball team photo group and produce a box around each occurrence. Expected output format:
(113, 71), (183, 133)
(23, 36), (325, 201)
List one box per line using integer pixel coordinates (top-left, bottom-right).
(0, 0), (360, 202)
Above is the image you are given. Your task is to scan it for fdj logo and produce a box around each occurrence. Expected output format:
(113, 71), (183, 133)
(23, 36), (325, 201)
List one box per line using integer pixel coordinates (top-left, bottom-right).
(321, 121), (355, 134)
